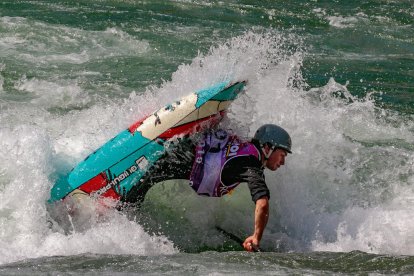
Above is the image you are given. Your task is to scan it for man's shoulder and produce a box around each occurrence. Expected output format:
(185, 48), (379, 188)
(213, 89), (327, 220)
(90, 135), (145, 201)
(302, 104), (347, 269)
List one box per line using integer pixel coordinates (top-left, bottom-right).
(223, 153), (264, 183)
(227, 153), (262, 168)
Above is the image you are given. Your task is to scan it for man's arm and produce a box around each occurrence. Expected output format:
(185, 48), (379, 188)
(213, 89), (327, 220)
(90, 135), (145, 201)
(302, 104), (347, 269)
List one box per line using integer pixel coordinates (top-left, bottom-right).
(243, 196), (269, 252)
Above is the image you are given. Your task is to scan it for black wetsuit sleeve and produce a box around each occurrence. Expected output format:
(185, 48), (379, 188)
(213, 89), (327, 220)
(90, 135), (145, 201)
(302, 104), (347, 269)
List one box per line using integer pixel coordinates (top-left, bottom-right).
(123, 138), (195, 205)
(221, 155), (269, 202)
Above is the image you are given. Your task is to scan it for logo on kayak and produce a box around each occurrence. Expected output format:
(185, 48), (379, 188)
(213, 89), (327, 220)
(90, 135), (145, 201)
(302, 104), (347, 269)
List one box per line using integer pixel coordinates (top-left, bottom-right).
(92, 156), (149, 197)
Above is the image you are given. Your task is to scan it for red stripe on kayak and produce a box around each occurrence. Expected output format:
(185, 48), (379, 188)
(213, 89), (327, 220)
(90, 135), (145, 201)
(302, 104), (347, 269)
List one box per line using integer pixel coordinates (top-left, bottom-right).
(79, 173), (121, 200)
(158, 111), (225, 140)
(128, 118), (145, 134)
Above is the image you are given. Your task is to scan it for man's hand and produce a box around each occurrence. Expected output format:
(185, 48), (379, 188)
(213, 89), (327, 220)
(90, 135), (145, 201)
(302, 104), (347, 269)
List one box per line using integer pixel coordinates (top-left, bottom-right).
(243, 197), (269, 252)
(243, 235), (260, 252)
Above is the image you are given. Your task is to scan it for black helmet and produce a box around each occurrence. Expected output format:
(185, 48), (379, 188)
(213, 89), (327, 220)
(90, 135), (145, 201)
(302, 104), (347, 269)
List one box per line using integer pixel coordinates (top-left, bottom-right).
(253, 124), (292, 153)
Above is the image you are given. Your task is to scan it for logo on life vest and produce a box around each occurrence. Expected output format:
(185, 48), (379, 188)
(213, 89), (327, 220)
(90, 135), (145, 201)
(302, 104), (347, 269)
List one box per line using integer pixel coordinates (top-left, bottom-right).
(195, 140), (206, 164)
(226, 143), (240, 157)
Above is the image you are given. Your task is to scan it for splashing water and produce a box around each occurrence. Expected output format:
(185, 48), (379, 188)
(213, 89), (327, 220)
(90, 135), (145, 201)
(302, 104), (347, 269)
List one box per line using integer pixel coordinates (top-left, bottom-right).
(0, 26), (413, 266)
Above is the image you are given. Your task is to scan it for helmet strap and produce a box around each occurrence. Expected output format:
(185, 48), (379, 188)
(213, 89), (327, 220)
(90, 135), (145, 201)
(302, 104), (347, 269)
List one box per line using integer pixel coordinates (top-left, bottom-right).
(261, 145), (274, 166)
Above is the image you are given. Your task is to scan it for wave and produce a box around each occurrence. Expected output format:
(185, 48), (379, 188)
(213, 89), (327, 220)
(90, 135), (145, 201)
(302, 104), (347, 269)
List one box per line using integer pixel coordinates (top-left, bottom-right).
(0, 29), (413, 265)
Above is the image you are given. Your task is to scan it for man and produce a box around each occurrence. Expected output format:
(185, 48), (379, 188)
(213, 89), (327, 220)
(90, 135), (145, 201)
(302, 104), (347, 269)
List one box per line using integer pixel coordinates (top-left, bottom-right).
(124, 124), (292, 252)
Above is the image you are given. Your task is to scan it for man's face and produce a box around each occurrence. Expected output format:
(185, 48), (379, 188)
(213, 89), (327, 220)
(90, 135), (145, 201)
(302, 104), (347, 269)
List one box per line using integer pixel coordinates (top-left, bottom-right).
(265, 148), (287, 171)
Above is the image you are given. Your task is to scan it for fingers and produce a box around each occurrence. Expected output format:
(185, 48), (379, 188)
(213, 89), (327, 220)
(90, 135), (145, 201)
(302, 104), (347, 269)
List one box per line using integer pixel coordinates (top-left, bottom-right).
(243, 241), (259, 252)
(243, 236), (261, 252)
(243, 241), (252, 252)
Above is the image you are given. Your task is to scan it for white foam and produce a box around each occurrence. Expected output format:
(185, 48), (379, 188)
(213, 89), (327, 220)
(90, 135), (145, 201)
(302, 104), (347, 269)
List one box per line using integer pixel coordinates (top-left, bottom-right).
(14, 76), (90, 108)
(0, 125), (177, 265)
(327, 16), (359, 28)
(0, 64), (4, 92)
(312, 10), (369, 29)
(0, 16), (150, 65)
(311, 188), (414, 255)
(257, 75), (414, 254)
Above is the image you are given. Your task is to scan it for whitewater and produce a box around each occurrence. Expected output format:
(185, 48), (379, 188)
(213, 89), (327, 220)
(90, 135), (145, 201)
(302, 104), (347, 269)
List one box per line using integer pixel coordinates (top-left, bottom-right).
(0, 1), (413, 274)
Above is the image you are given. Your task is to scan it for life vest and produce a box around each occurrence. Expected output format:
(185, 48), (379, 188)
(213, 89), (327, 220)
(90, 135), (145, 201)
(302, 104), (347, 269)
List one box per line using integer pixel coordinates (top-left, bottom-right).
(189, 130), (261, 197)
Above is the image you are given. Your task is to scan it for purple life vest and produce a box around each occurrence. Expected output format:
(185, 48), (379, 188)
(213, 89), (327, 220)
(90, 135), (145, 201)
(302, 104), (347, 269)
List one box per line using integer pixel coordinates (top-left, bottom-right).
(189, 130), (261, 197)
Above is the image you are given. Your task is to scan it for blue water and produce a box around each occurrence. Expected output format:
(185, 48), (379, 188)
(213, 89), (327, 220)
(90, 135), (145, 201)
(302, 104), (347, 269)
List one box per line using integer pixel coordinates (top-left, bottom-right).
(0, 0), (413, 274)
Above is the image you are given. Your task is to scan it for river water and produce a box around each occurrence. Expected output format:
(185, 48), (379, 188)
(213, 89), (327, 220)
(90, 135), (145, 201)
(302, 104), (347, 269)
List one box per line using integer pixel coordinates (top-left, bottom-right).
(0, 1), (413, 274)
